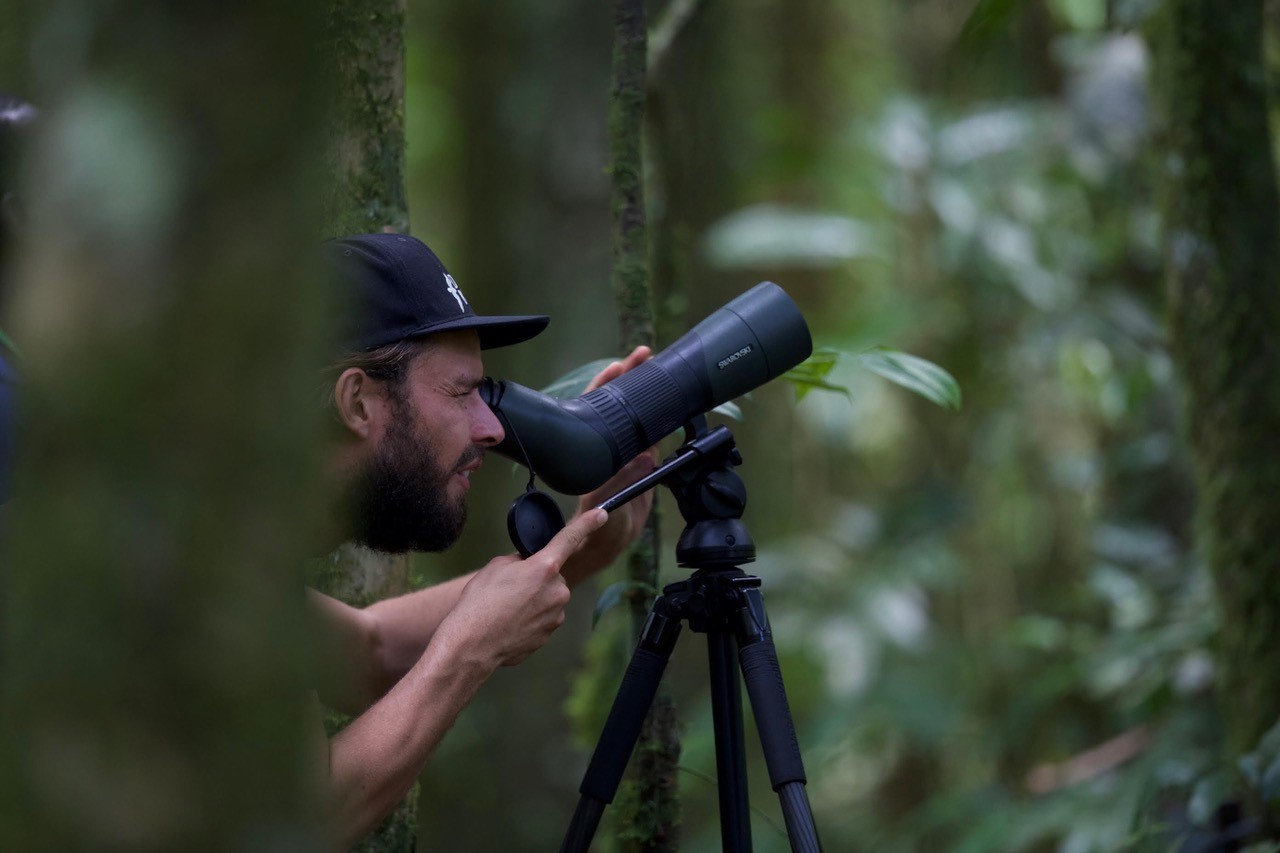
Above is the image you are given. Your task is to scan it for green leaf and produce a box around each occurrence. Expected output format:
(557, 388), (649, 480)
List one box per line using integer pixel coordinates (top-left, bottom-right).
(956, 0), (1032, 55)
(593, 580), (653, 628)
(1188, 771), (1231, 826)
(784, 347), (849, 401)
(0, 328), (21, 359)
(711, 400), (743, 421)
(1240, 719), (1280, 802)
(703, 205), (878, 270)
(541, 358), (618, 399)
(1048, 0), (1106, 30)
(856, 347), (962, 410)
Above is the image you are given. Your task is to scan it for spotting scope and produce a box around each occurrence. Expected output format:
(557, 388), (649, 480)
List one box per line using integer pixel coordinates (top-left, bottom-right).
(479, 281), (812, 495)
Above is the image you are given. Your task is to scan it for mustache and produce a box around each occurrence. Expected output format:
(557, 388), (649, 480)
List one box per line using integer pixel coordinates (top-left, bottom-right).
(452, 445), (485, 473)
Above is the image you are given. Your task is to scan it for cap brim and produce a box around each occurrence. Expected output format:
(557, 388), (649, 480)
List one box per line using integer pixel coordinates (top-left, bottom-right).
(403, 314), (550, 350)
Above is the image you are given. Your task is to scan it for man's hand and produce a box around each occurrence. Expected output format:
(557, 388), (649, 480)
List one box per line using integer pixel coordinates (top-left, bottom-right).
(562, 346), (660, 588)
(433, 508), (609, 671)
(319, 510), (608, 849)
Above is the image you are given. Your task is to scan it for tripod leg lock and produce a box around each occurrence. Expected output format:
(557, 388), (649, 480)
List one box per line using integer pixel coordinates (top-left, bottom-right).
(736, 586), (772, 644)
(577, 601), (682, 804)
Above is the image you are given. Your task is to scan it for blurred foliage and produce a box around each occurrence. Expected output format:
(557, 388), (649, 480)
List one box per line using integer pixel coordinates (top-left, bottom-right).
(4, 0), (1272, 849)
(384, 0), (1270, 850)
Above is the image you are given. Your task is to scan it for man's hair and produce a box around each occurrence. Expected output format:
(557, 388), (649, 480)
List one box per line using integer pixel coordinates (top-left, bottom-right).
(324, 337), (432, 412)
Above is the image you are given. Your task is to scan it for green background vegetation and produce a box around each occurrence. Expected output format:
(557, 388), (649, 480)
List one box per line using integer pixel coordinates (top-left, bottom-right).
(2, 0), (1278, 850)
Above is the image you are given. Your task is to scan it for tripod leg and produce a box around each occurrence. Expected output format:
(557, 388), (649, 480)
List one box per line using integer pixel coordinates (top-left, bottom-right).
(736, 587), (822, 853)
(561, 598), (682, 853)
(708, 628), (752, 852)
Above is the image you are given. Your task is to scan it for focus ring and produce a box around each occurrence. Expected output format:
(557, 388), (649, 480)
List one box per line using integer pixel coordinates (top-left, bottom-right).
(579, 388), (641, 463)
(607, 362), (686, 446)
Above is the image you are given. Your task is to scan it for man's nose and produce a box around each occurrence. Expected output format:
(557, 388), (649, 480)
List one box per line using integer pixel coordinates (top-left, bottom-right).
(471, 395), (505, 447)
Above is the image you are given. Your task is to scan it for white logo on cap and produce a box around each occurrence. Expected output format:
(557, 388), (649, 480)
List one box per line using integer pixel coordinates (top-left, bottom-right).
(445, 274), (469, 313)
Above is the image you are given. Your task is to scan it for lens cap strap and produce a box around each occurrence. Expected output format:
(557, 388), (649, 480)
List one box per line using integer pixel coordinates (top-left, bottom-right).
(492, 406), (567, 557)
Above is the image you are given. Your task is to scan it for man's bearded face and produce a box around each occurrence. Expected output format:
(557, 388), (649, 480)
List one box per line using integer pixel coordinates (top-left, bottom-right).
(351, 387), (481, 554)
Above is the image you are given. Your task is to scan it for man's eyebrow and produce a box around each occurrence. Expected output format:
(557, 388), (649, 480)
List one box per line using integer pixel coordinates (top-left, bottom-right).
(451, 373), (484, 391)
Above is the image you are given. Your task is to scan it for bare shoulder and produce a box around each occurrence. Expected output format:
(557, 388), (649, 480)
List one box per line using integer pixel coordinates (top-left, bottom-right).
(306, 587), (365, 627)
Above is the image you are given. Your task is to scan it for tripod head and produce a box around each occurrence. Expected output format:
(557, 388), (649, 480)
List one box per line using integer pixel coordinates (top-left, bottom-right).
(506, 416), (754, 567)
(659, 419), (754, 568)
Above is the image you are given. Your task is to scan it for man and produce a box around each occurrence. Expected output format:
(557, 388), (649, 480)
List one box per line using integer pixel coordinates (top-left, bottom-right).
(310, 232), (657, 848)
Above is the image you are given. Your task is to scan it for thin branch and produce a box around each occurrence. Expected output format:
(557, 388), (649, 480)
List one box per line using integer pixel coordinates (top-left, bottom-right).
(1025, 727), (1151, 794)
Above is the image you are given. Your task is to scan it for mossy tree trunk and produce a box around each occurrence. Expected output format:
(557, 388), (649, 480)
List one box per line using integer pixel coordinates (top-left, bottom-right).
(318, 2), (417, 850)
(1163, 0), (1280, 830)
(0, 1), (329, 848)
(320, 0), (412, 608)
(608, 1), (682, 849)
(324, 0), (409, 239)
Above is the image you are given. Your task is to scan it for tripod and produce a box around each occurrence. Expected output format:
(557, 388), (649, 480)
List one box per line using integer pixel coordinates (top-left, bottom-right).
(560, 424), (822, 852)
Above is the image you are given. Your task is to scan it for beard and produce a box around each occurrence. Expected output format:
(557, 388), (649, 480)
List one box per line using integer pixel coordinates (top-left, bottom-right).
(349, 394), (481, 554)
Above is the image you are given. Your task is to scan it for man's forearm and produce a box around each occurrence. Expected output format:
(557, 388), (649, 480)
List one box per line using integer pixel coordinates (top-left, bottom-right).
(363, 571), (475, 691)
(325, 633), (492, 849)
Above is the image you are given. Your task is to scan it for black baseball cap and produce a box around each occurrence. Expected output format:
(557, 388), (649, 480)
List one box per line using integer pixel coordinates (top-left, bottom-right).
(326, 232), (549, 352)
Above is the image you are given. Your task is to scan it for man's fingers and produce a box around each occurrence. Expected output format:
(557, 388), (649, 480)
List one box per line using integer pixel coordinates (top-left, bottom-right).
(586, 361), (622, 392)
(585, 346), (653, 392)
(620, 345), (651, 370)
(537, 508), (608, 566)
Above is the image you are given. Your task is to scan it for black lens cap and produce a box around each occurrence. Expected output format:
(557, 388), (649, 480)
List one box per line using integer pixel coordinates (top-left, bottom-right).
(507, 489), (566, 558)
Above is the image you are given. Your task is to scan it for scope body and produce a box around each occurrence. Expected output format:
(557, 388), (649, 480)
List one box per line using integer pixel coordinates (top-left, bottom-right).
(480, 281), (812, 495)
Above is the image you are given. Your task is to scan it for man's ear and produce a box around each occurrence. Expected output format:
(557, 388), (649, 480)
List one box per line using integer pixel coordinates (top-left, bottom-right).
(333, 368), (383, 440)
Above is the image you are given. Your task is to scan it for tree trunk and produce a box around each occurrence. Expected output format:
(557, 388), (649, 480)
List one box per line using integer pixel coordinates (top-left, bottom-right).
(0, 2), (328, 848)
(324, 0), (410, 239)
(608, 1), (681, 850)
(318, 2), (416, 849)
(320, 0), (412, 610)
(1164, 0), (1280, 830)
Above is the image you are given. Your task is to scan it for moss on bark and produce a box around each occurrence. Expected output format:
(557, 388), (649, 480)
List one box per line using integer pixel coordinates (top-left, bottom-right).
(1164, 0), (1280, 827)
(318, 0), (411, 606)
(605, 1), (682, 848)
(610, 0), (653, 353)
(318, 2), (415, 848)
(324, 0), (409, 238)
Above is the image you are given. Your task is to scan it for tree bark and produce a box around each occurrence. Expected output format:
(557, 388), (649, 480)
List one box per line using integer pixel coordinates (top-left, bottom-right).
(320, 0), (411, 610)
(318, 2), (416, 849)
(608, 1), (681, 849)
(0, 2), (328, 848)
(1164, 0), (1280, 829)
(325, 0), (410, 239)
